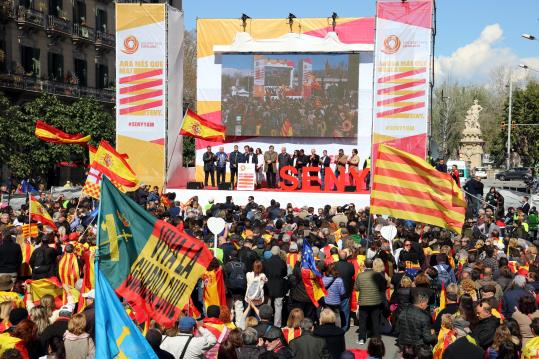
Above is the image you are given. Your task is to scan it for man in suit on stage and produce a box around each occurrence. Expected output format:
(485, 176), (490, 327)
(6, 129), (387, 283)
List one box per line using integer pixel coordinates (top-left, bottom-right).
(229, 145), (242, 189)
(264, 145), (278, 189)
(203, 146), (215, 187)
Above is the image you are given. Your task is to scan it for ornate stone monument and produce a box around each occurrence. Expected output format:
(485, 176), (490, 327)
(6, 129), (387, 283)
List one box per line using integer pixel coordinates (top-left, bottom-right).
(459, 100), (485, 169)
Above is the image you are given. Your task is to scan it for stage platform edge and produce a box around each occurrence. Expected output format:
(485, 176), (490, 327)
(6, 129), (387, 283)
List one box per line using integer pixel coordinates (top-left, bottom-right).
(169, 188), (371, 208)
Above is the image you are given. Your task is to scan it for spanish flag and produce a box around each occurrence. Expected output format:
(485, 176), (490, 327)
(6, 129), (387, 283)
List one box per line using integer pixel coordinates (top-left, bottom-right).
(202, 267), (227, 309)
(301, 240), (327, 308)
(371, 145), (466, 234)
(29, 196), (57, 230)
(25, 277), (63, 308)
(180, 109), (225, 141)
(91, 140), (139, 188)
(35, 120), (91, 144)
(88, 145), (97, 164)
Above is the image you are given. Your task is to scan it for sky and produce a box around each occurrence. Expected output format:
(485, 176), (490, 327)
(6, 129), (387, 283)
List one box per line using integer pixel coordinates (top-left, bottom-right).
(182, 0), (539, 84)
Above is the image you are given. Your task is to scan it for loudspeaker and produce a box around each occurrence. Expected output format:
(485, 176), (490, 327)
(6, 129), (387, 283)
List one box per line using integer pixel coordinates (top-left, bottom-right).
(187, 181), (203, 189)
(344, 185), (356, 192)
(218, 182), (232, 190)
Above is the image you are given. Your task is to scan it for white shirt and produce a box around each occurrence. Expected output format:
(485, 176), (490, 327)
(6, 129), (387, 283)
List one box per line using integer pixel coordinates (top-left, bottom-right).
(160, 327), (217, 359)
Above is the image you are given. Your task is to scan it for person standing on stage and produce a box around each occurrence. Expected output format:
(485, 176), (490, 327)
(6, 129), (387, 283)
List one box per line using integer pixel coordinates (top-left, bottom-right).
(264, 145), (278, 189)
(309, 149), (320, 187)
(335, 149), (348, 178)
(215, 146), (228, 186)
(256, 148), (264, 188)
(241, 145), (250, 163)
(296, 149), (307, 189)
(348, 149), (360, 186)
(320, 150), (331, 190)
(203, 146), (216, 187)
(278, 147), (292, 186)
(229, 145), (242, 189)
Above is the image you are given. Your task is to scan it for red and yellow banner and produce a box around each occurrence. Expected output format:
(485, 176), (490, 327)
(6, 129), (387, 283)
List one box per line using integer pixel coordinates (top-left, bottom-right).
(370, 145), (465, 233)
(35, 120), (91, 144)
(22, 224), (38, 238)
(202, 267), (226, 309)
(29, 196), (57, 230)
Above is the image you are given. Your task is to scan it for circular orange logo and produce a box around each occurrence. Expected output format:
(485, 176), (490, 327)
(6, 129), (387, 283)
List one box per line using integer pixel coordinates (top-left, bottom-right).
(122, 35), (139, 55)
(382, 35), (401, 54)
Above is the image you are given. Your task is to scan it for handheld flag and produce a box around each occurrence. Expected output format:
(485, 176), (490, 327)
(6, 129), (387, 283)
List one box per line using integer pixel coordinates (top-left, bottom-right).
(22, 224), (38, 238)
(35, 120), (91, 144)
(97, 176), (213, 327)
(88, 145), (97, 164)
(180, 109), (226, 141)
(25, 277), (63, 308)
(301, 240), (326, 307)
(202, 267), (226, 309)
(370, 144), (466, 234)
(29, 196), (57, 230)
(95, 268), (158, 359)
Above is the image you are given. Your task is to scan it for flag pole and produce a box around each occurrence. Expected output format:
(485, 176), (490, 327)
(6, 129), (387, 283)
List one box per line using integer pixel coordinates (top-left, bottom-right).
(163, 103), (190, 192)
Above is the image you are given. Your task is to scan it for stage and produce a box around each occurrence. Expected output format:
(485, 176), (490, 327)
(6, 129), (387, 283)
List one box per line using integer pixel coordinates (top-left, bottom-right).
(170, 187), (371, 208)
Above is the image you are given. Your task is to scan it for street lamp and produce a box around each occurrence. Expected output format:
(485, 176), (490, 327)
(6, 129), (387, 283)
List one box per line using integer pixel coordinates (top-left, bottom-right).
(507, 72), (513, 170)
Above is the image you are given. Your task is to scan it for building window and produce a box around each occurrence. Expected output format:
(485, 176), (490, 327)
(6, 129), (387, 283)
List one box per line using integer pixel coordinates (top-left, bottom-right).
(73, 0), (86, 25)
(74, 58), (87, 87)
(95, 63), (108, 89)
(48, 52), (63, 81)
(48, 0), (62, 17)
(21, 46), (40, 77)
(19, 0), (31, 9)
(96, 8), (107, 33)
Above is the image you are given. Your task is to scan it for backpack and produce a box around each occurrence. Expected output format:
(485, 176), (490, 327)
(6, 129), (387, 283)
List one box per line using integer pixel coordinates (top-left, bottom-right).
(32, 247), (51, 274)
(228, 262), (247, 289)
(435, 264), (454, 286)
(246, 278), (264, 302)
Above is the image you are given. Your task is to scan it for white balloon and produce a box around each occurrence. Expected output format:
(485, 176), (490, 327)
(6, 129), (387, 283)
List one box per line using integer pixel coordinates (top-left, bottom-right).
(207, 217), (226, 235)
(380, 225), (397, 241)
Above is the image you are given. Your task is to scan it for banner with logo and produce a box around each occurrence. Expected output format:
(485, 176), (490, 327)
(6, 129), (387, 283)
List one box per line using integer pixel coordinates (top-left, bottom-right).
(371, 0), (434, 160)
(116, 4), (167, 187)
(237, 163), (256, 191)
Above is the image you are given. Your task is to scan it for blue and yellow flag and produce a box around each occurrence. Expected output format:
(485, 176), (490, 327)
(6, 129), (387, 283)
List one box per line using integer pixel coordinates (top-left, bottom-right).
(95, 267), (157, 359)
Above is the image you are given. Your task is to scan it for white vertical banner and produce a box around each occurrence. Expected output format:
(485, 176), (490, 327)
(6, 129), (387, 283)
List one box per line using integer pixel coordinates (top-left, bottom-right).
(237, 163), (256, 191)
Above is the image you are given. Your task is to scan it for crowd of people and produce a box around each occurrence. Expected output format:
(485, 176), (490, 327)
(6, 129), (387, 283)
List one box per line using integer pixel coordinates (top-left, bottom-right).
(202, 145), (370, 190)
(0, 174), (539, 359)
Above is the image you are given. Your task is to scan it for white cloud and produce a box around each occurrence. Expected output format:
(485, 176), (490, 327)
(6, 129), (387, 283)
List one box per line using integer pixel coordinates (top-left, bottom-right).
(435, 23), (539, 84)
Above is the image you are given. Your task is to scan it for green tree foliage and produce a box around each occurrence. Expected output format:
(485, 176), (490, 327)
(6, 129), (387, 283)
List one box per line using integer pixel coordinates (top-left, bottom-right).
(182, 29), (196, 166)
(0, 92), (114, 180)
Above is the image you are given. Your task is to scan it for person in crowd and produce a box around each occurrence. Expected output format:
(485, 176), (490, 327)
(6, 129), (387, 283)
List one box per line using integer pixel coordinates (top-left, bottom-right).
(463, 176), (484, 218)
(215, 146), (228, 186)
(503, 275), (532, 319)
(261, 325), (293, 358)
(395, 292), (437, 349)
(289, 318), (331, 359)
(235, 327), (264, 358)
(486, 325), (512, 359)
(433, 284), (460, 333)
(512, 294), (539, 346)
(367, 337), (385, 359)
(0, 229), (22, 288)
(264, 145), (278, 189)
(160, 316), (217, 359)
(264, 246), (288, 328)
(229, 145), (242, 189)
(308, 149), (320, 186)
(334, 250), (355, 331)
(450, 165), (460, 187)
(313, 308), (345, 359)
(203, 146), (216, 187)
(322, 263), (345, 328)
(146, 329), (174, 359)
(442, 318), (484, 359)
(354, 259), (387, 345)
(217, 328), (243, 359)
(245, 260), (267, 307)
(522, 318), (539, 359)
(436, 159), (448, 173)
(282, 308), (304, 344)
(472, 299), (501, 350)
(63, 314), (94, 359)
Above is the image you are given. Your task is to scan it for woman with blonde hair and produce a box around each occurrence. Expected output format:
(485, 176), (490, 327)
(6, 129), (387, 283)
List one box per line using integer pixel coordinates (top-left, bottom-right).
(487, 325), (513, 358)
(281, 308), (304, 343)
(64, 313), (95, 358)
(244, 260), (267, 306)
(29, 305), (49, 335)
(314, 308), (346, 359)
(0, 301), (13, 332)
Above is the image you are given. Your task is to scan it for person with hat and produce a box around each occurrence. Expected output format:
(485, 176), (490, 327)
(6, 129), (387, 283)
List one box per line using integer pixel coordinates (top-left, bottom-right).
(442, 318), (484, 359)
(202, 305), (229, 359)
(261, 325), (293, 358)
(160, 316), (217, 359)
(81, 289), (95, 340)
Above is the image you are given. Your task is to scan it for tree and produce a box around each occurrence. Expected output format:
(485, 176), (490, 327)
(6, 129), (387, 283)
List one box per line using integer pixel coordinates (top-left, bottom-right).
(182, 29), (196, 166)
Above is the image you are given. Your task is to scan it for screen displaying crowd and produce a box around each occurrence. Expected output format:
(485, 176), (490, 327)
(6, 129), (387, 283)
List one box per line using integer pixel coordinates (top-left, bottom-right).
(221, 53), (360, 138)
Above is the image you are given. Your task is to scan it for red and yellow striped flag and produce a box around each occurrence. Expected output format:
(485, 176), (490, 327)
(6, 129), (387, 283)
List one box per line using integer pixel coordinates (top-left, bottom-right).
(19, 240), (34, 277)
(287, 253), (299, 269)
(58, 253), (80, 287)
(35, 120), (91, 144)
(22, 224), (38, 238)
(25, 277), (63, 308)
(282, 327), (302, 343)
(371, 145), (466, 234)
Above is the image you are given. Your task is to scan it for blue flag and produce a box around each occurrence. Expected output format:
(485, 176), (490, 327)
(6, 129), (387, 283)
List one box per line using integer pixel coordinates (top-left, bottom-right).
(95, 267), (157, 359)
(81, 208), (98, 227)
(21, 180), (37, 193)
(301, 240), (322, 277)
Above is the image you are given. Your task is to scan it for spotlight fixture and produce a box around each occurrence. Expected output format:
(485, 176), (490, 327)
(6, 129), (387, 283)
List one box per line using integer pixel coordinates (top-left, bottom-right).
(240, 13), (251, 32)
(287, 13), (297, 32)
(331, 12), (338, 32)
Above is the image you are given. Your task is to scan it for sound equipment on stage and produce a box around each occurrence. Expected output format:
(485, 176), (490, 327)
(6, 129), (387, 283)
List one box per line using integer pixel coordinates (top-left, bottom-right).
(187, 181), (204, 189)
(345, 185), (356, 192)
(218, 182), (232, 190)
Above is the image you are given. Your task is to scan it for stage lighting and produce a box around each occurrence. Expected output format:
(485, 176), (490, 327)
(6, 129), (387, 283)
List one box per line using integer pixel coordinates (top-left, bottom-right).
(331, 12), (338, 32)
(240, 13), (251, 32)
(287, 13), (297, 32)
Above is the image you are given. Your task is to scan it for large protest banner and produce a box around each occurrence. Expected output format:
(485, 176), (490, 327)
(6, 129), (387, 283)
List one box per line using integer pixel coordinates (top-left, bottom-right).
(371, 0), (434, 161)
(97, 177), (213, 327)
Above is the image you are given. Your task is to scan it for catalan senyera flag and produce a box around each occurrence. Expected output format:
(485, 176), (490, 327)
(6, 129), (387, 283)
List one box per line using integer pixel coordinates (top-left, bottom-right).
(35, 120), (91, 144)
(371, 145), (466, 234)
(58, 252), (80, 288)
(202, 267), (226, 309)
(301, 240), (326, 308)
(22, 224), (38, 238)
(97, 176), (213, 328)
(180, 109), (225, 141)
(19, 240), (34, 277)
(29, 196), (57, 230)
(282, 327), (302, 343)
(287, 253), (299, 269)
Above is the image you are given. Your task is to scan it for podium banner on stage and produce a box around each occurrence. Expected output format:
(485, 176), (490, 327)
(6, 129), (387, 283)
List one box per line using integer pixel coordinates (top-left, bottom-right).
(237, 164), (256, 191)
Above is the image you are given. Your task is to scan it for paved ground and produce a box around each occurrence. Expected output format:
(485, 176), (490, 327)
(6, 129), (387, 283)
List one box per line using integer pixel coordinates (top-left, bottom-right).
(344, 325), (399, 358)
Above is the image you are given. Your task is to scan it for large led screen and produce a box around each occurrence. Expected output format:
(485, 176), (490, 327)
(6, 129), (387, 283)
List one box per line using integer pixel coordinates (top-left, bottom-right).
(221, 53), (359, 138)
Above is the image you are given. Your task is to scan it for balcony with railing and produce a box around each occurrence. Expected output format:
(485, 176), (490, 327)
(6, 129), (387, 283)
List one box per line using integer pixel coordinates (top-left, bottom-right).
(17, 6), (45, 29)
(0, 0), (16, 20)
(95, 31), (115, 50)
(0, 73), (115, 103)
(46, 15), (72, 37)
(72, 23), (95, 45)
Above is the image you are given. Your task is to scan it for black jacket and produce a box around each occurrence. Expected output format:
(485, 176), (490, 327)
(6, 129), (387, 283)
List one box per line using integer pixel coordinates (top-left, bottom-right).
(334, 260), (355, 297)
(471, 316), (500, 349)
(203, 152), (215, 171)
(289, 332), (331, 359)
(264, 255), (288, 298)
(433, 303), (459, 332)
(0, 239), (22, 274)
(238, 247), (258, 272)
(30, 245), (61, 280)
(290, 263), (311, 303)
(464, 178), (484, 196)
(442, 336), (485, 359)
(395, 305), (436, 347)
(313, 324), (346, 359)
(236, 345), (266, 359)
